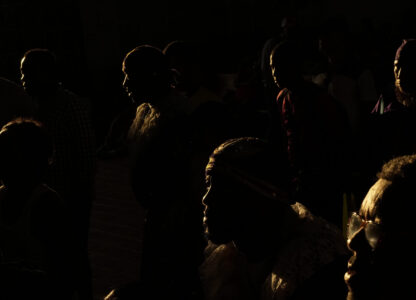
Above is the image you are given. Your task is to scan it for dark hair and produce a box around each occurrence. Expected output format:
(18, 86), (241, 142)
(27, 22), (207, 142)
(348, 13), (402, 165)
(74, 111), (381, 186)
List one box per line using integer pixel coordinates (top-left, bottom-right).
(377, 154), (416, 183)
(270, 40), (302, 71)
(0, 118), (53, 179)
(207, 137), (290, 200)
(395, 39), (416, 68)
(123, 45), (169, 78)
(22, 48), (57, 73)
(163, 40), (201, 64)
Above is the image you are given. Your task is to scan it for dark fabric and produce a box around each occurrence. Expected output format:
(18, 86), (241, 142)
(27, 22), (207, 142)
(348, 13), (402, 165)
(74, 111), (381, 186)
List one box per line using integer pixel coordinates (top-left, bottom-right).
(276, 81), (350, 227)
(290, 254), (349, 300)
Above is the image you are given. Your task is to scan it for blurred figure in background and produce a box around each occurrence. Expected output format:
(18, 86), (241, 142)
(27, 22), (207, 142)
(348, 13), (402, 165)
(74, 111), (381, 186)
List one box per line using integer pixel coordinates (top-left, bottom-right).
(270, 40), (350, 228)
(20, 48), (96, 300)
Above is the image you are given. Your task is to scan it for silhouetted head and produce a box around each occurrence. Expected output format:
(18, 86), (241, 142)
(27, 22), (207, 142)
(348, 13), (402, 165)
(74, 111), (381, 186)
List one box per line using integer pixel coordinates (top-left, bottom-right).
(394, 39), (416, 105)
(269, 40), (302, 89)
(202, 137), (291, 255)
(122, 45), (172, 104)
(345, 154), (416, 300)
(20, 48), (58, 96)
(0, 118), (53, 187)
(163, 40), (204, 95)
(280, 15), (298, 40)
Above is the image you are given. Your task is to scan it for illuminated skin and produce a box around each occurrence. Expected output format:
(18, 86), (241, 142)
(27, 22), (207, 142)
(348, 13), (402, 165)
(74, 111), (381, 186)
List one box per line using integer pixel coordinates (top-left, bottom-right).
(20, 56), (36, 95)
(345, 178), (416, 300)
(122, 60), (138, 102)
(20, 55), (57, 97)
(394, 59), (405, 94)
(202, 167), (237, 245)
(121, 53), (168, 105)
(269, 53), (281, 88)
(202, 156), (296, 262)
(394, 59), (416, 100)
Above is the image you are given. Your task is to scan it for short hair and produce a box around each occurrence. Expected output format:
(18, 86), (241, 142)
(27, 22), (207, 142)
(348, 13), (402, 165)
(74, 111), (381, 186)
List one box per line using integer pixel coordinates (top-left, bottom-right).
(123, 45), (168, 77)
(163, 40), (201, 64)
(395, 39), (416, 69)
(270, 40), (302, 71)
(22, 48), (57, 72)
(374, 154), (416, 225)
(377, 154), (416, 182)
(0, 118), (53, 176)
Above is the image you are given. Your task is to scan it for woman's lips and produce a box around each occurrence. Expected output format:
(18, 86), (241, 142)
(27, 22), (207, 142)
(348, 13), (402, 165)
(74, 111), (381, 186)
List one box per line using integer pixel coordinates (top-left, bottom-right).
(344, 268), (356, 283)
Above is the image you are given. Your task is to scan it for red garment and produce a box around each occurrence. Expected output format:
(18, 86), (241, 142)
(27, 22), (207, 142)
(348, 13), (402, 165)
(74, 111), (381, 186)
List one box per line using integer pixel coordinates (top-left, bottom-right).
(276, 80), (349, 226)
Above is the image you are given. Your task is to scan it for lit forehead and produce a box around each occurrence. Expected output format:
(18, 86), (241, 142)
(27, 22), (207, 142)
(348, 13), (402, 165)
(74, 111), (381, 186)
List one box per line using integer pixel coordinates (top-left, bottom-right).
(205, 156), (216, 176)
(122, 60), (128, 74)
(20, 57), (27, 69)
(360, 178), (392, 221)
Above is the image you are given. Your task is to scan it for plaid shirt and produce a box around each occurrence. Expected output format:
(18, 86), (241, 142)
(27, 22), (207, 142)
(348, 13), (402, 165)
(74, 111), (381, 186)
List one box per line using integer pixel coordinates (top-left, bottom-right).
(36, 86), (96, 202)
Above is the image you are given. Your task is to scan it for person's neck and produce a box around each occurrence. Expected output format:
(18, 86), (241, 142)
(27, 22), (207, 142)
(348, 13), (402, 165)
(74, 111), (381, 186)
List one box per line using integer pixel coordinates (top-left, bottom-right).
(233, 205), (301, 263)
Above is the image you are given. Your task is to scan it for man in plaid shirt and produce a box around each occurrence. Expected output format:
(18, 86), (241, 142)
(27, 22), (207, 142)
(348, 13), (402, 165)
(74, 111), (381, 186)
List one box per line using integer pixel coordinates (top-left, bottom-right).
(20, 48), (96, 300)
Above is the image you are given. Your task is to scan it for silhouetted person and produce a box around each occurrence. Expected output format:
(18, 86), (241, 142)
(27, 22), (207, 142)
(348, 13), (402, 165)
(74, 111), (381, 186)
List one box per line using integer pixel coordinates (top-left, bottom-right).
(200, 137), (348, 300)
(121, 44), (204, 300)
(269, 40), (350, 228)
(360, 39), (416, 194)
(345, 154), (416, 300)
(0, 118), (76, 299)
(0, 77), (35, 128)
(20, 48), (96, 300)
(163, 40), (222, 115)
(316, 16), (377, 132)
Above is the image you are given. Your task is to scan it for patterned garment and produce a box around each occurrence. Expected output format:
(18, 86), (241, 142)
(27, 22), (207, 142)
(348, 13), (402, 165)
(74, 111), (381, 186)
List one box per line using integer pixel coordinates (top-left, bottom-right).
(199, 202), (348, 300)
(37, 86), (96, 200)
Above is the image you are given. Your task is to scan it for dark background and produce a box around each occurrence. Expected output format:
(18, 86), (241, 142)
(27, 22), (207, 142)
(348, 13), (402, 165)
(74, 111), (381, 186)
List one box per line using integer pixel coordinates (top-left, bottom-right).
(1, 0), (416, 143)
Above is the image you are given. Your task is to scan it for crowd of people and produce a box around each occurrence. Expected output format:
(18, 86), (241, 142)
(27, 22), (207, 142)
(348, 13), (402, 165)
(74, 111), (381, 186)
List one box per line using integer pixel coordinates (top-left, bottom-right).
(0, 14), (416, 300)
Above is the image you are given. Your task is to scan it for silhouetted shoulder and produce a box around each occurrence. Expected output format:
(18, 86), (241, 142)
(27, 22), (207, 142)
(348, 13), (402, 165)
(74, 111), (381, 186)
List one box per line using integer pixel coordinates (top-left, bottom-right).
(0, 77), (35, 127)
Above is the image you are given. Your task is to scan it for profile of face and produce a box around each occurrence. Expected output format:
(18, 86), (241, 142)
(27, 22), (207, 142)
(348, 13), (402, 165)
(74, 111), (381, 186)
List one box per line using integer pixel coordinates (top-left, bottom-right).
(345, 178), (416, 300)
(122, 46), (169, 104)
(122, 60), (144, 103)
(202, 161), (239, 245)
(269, 53), (283, 88)
(20, 55), (56, 96)
(394, 60), (416, 96)
(20, 56), (38, 96)
(269, 49), (295, 89)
